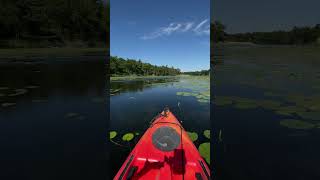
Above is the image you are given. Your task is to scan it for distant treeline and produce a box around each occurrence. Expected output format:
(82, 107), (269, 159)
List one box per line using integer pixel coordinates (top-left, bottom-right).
(183, 70), (210, 76)
(0, 0), (108, 48)
(110, 56), (181, 76)
(212, 21), (320, 45)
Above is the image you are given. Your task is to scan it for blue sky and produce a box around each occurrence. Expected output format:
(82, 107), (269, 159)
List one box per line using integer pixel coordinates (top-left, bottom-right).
(110, 0), (210, 72)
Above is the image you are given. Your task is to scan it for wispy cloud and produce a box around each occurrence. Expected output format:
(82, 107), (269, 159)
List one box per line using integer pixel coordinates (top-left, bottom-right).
(141, 19), (209, 40)
(193, 19), (210, 35)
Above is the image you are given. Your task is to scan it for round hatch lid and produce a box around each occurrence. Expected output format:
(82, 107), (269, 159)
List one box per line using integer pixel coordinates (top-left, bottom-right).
(152, 126), (181, 152)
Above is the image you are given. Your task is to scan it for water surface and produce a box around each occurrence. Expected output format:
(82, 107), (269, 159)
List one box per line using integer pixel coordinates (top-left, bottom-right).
(0, 55), (107, 179)
(213, 45), (320, 180)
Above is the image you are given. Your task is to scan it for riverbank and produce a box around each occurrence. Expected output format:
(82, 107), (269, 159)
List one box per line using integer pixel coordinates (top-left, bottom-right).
(0, 48), (108, 60)
(110, 75), (183, 81)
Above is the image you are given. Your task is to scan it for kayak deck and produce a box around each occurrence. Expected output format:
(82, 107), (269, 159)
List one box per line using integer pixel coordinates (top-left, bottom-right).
(114, 108), (211, 180)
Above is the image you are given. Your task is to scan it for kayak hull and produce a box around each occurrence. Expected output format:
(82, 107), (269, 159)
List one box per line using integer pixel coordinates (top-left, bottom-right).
(114, 108), (211, 180)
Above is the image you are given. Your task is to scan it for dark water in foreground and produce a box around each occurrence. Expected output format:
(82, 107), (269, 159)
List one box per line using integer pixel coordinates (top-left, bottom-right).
(0, 56), (107, 179)
(213, 45), (320, 180)
(110, 76), (210, 177)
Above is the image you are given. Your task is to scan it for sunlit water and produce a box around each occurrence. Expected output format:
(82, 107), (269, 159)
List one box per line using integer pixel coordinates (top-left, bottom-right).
(110, 76), (210, 177)
(213, 45), (320, 180)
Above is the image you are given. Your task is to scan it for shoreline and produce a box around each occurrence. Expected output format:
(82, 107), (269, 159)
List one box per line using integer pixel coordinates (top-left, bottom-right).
(0, 47), (108, 59)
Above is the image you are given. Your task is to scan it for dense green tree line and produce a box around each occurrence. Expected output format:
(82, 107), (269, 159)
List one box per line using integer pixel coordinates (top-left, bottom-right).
(183, 70), (210, 76)
(110, 56), (181, 76)
(211, 21), (226, 43)
(211, 21), (320, 45)
(0, 0), (108, 48)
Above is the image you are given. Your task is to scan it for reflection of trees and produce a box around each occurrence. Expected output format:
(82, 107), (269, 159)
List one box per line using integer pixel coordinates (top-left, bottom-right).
(110, 78), (179, 94)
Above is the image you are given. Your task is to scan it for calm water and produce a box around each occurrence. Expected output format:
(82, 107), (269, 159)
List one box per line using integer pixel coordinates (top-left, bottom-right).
(213, 45), (320, 180)
(110, 76), (210, 177)
(0, 55), (107, 179)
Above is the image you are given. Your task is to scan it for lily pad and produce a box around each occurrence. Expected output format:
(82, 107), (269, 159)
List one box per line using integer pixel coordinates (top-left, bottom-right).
(198, 142), (210, 164)
(214, 96), (233, 106)
(1, 102), (16, 107)
(122, 133), (134, 142)
(65, 112), (78, 118)
(280, 119), (315, 129)
(296, 111), (320, 120)
(275, 106), (306, 116)
(110, 131), (117, 139)
(187, 132), (198, 142)
(8, 89), (28, 96)
(25, 85), (39, 89)
(203, 130), (210, 139)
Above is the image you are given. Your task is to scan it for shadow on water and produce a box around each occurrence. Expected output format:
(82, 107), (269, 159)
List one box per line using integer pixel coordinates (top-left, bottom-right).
(0, 56), (107, 179)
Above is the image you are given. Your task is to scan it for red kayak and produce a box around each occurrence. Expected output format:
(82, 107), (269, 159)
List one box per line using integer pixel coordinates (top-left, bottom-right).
(114, 108), (211, 180)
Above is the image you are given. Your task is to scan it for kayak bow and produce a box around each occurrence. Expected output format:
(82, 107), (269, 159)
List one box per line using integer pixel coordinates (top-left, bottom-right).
(114, 107), (211, 180)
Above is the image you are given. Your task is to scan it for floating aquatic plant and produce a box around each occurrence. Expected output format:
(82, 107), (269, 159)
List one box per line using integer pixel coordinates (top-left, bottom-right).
(187, 132), (198, 142)
(122, 133), (134, 142)
(31, 99), (47, 103)
(110, 131), (117, 139)
(198, 142), (210, 164)
(203, 130), (210, 139)
(280, 119), (315, 129)
(1, 102), (16, 107)
(65, 112), (79, 118)
(8, 89), (28, 96)
(214, 96), (233, 106)
(25, 85), (39, 89)
(296, 111), (320, 121)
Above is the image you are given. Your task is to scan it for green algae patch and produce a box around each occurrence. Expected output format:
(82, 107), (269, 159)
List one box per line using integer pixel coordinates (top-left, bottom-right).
(122, 133), (134, 142)
(110, 131), (117, 139)
(199, 142), (210, 164)
(203, 130), (210, 139)
(187, 132), (198, 142)
(280, 119), (315, 129)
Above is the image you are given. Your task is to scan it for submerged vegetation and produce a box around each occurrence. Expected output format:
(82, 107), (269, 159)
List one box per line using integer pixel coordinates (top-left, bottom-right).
(110, 56), (181, 76)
